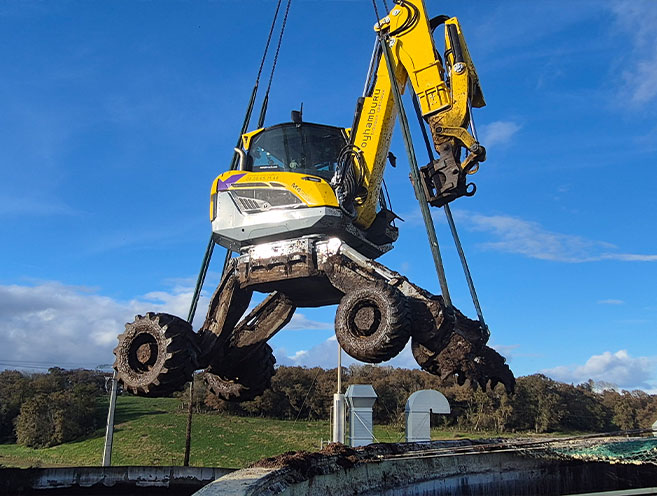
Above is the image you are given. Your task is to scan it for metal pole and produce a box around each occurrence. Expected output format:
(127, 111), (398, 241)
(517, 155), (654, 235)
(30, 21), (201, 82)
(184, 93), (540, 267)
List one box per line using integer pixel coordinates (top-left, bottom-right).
(337, 342), (342, 393)
(379, 36), (452, 307)
(221, 246), (233, 276)
(332, 343), (345, 443)
(443, 204), (487, 327)
(183, 375), (194, 466)
(102, 371), (118, 467)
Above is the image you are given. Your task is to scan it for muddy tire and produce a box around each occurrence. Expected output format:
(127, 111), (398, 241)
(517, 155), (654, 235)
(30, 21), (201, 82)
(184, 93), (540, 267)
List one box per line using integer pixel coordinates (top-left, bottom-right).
(204, 344), (276, 402)
(113, 313), (197, 397)
(335, 283), (411, 363)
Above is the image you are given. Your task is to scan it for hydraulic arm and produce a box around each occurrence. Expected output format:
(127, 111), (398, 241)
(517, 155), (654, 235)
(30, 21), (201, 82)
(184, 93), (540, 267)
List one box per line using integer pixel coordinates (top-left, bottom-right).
(343, 0), (486, 229)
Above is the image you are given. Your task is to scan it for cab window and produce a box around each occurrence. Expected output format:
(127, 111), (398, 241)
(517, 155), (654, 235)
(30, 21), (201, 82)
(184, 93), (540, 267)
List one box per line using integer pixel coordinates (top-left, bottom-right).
(247, 123), (346, 182)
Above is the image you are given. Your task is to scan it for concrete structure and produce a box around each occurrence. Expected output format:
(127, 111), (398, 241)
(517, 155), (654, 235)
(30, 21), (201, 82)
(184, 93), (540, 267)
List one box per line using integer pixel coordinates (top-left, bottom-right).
(0, 466), (234, 494)
(344, 384), (377, 447)
(653, 419), (657, 437)
(192, 440), (657, 496)
(405, 389), (450, 442)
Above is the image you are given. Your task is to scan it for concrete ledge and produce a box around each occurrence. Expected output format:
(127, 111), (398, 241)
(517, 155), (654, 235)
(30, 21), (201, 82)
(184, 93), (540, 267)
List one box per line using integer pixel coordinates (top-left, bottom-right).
(194, 440), (657, 496)
(0, 466), (235, 494)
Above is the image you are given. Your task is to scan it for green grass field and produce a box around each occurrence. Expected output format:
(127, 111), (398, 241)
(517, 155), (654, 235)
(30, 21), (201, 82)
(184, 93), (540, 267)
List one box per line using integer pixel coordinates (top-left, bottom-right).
(0, 396), (504, 469)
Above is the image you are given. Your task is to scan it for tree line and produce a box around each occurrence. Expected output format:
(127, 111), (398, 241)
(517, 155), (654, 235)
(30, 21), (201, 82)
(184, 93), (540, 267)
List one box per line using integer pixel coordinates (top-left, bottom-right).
(191, 365), (657, 433)
(1, 366), (655, 449)
(0, 368), (105, 448)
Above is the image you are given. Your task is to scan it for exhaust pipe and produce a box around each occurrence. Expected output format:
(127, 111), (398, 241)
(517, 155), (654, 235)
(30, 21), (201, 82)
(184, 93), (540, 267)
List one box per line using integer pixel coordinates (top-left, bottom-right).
(234, 147), (247, 171)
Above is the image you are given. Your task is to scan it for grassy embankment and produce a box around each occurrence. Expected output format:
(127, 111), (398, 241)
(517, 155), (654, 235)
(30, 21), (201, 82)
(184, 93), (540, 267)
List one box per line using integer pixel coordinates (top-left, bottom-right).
(0, 396), (504, 469)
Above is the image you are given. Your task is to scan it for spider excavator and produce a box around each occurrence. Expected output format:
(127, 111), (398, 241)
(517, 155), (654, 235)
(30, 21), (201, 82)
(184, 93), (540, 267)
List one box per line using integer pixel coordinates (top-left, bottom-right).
(113, 0), (514, 402)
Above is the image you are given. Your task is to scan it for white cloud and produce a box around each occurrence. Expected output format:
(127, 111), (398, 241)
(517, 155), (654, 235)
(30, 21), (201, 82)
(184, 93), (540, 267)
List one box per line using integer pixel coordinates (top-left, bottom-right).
(601, 253), (657, 262)
(491, 344), (518, 362)
(542, 350), (657, 391)
(480, 121), (521, 147)
(0, 281), (332, 371)
(0, 282), (204, 370)
(597, 299), (624, 305)
(456, 211), (657, 263)
(274, 338), (417, 370)
(286, 313), (333, 331)
(610, 1), (657, 104)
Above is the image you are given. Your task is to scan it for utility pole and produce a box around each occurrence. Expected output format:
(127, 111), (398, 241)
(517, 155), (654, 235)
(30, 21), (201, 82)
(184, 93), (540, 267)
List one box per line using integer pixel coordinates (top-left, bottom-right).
(183, 374), (194, 466)
(332, 343), (345, 443)
(102, 370), (118, 466)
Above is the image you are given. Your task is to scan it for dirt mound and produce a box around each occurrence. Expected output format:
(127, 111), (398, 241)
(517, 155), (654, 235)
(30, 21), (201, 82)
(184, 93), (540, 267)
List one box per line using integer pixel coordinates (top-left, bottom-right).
(250, 443), (360, 478)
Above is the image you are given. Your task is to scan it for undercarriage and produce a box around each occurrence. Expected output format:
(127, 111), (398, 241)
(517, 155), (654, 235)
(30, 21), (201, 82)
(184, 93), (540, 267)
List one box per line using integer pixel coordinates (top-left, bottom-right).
(114, 236), (514, 401)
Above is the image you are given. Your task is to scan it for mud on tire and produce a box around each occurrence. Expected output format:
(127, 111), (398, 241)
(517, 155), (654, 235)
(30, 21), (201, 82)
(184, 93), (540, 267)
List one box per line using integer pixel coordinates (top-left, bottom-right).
(113, 312), (197, 397)
(335, 283), (411, 363)
(204, 344), (276, 402)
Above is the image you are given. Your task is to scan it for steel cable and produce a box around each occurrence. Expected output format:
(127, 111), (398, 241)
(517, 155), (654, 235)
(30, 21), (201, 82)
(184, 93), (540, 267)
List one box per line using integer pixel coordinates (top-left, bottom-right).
(257, 0), (293, 128)
(410, 92), (487, 328)
(370, 0), (453, 305)
(192, 0), (294, 323)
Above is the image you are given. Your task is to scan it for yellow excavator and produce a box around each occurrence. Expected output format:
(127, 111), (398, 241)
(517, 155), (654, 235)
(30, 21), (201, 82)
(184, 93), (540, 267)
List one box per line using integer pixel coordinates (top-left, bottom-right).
(113, 0), (513, 401)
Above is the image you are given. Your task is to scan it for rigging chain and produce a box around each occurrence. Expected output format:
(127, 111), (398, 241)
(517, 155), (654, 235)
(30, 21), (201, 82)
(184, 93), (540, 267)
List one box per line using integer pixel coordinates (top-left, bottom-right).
(229, 0), (285, 172)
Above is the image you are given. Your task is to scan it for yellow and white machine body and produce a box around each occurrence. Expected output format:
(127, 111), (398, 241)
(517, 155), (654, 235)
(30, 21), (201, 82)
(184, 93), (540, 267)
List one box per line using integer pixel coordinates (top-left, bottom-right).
(210, 0), (485, 259)
(209, 122), (397, 258)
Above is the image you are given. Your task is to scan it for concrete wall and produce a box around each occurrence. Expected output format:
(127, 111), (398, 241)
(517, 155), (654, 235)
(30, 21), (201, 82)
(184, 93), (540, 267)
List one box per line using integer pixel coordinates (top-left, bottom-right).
(195, 442), (657, 496)
(0, 466), (234, 495)
(279, 453), (657, 496)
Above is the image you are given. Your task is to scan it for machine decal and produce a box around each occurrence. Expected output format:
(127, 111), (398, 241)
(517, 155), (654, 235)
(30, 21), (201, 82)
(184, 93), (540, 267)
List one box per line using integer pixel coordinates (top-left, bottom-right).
(216, 173), (247, 191)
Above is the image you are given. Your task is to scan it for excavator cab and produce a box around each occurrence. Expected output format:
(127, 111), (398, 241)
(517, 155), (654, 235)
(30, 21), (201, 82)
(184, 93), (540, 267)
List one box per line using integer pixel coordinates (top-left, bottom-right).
(210, 120), (397, 258)
(242, 122), (347, 182)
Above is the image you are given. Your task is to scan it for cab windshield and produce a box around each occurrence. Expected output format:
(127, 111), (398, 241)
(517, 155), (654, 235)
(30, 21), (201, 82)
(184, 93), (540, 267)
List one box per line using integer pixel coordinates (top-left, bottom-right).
(246, 123), (346, 182)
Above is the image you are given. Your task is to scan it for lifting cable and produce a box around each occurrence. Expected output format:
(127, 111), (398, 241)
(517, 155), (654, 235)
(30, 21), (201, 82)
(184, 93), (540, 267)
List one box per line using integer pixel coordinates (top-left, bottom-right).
(293, 365), (323, 423)
(371, 0), (487, 326)
(371, 0), (453, 307)
(221, 0), (293, 275)
(230, 0), (285, 172)
(187, 0), (292, 326)
(257, 0), (293, 129)
(411, 94), (488, 330)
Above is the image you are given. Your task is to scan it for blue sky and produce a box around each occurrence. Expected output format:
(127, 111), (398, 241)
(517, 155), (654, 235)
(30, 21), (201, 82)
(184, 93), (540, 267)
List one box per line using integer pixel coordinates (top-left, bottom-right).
(1, 1), (656, 392)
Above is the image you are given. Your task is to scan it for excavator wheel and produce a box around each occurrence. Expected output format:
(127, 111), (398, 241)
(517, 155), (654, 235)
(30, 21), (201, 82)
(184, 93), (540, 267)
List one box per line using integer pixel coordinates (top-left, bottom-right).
(113, 313), (197, 397)
(335, 283), (411, 364)
(203, 344), (276, 402)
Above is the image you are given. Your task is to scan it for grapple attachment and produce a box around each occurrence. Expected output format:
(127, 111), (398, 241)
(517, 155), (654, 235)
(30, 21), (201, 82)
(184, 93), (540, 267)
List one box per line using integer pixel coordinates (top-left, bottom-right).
(411, 312), (516, 392)
(411, 305), (514, 392)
